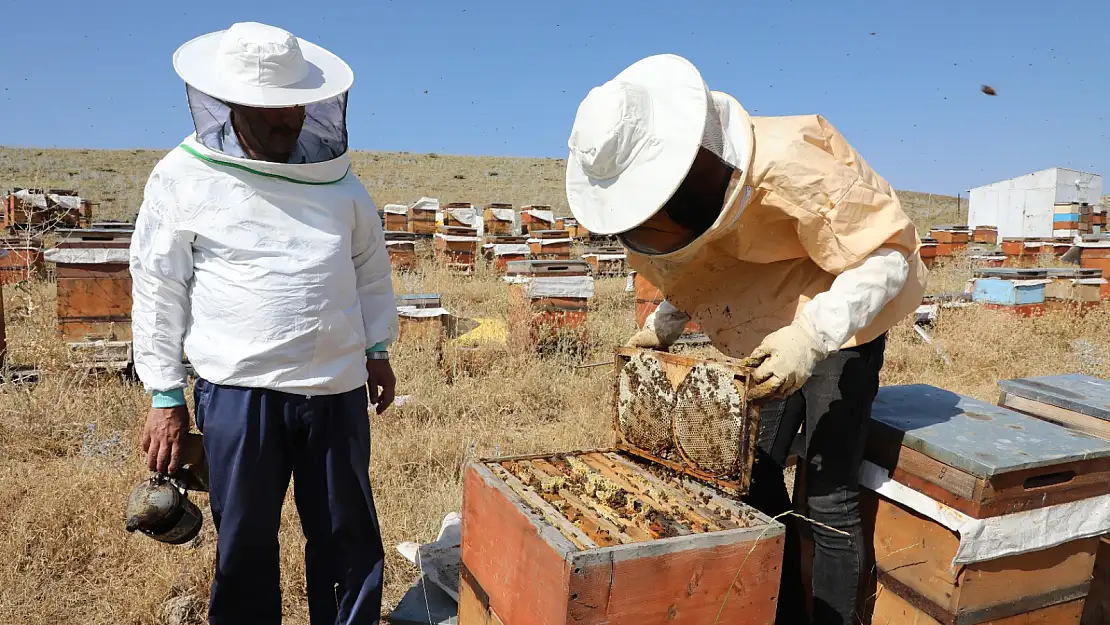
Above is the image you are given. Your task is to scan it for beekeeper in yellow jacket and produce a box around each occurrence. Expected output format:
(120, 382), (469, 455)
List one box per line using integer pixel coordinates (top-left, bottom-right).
(565, 54), (926, 625)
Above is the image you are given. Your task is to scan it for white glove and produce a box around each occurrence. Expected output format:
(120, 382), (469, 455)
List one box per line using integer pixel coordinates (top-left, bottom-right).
(742, 316), (827, 401)
(626, 299), (690, 350)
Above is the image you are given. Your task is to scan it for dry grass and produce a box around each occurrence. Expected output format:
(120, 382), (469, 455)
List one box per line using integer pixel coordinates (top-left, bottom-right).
(0, 147), (1105, 623)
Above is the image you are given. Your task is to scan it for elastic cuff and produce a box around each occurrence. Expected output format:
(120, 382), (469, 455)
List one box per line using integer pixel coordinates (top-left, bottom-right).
(152, 388), (187, 408)
(366, 341), (388, 353)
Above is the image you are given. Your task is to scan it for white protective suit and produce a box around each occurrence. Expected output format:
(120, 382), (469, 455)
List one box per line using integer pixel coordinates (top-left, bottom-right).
(130, 135), (399, 396)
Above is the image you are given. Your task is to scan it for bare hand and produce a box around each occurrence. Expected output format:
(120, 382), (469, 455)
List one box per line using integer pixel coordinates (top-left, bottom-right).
(141, 406), (190, 474)
(366, 359), (397, 415)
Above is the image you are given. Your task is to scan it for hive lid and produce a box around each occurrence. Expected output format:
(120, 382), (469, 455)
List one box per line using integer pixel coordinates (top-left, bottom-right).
(999, 374), (1110, 423)
(396, 293), (442, 308)
(1045, 268), (1102, 278)
(384, 231), (417, 242)
(869, 384), (1110, 478)
(505, 259), (590, 275)
(973, 268), (1048, 280)
(485, 235), (528, 243)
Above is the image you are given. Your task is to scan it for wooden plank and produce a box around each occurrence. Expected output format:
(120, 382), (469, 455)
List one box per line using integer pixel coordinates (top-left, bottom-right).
(871, 581), (1085, 625)
(866, 491), (1098, 619)
(1081, 536), (1110, 625)
(890, 444), (981, 501)
(871, 385), (1110, 478)
(461, 464), (573, 625)
(457, 564), (491, 625)
(999, 375), (1110, 423)
(1001, 393), (1110, 441)
(567, 526), (785, 624)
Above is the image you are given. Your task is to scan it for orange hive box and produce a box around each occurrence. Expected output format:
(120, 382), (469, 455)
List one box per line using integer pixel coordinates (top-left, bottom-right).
(384, 231), (417, 271)
(632, 272), (701, 334)
(862, 385), (1110, 624)
(527, 229), (573, 261)
(46, 228), (134, 343)
(973, 225), (999, 245)
(381, 204), (409, 232)
(505, 260), (592, 347)
(461, 449), (784, 625)
(483, 203), (515, 236)
(581, 246), (627, 277)
(408, 197), (439, 236)
(444, 202), (480, 229)
(520, 205), (556, 234)
(1078, 240), (1110, 299)
(434, 226), (480, 273)
(0, 235), (45, 284)
(482, 235), (531, 272)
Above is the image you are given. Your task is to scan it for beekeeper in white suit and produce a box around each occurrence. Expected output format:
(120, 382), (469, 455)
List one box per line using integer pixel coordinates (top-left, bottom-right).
(565, 54), (926, 625)
(130, 22), (397, 625)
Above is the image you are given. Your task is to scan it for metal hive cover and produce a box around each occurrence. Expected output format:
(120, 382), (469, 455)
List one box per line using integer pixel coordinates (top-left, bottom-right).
(617, 353), (675, 455)
(673, 363), (745, 477)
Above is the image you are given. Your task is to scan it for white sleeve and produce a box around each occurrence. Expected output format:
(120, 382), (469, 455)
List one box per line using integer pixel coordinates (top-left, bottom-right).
(129, 171), (194, 392)
(645, 299), (691, 345)
(352, 190), (399, 349)
(799, 248), (910, 354)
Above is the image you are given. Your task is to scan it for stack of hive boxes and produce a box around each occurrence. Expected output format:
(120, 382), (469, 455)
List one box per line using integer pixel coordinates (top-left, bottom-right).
(434, 226), (480, 272)
(504, 260), (593, 347)
(0, 235), (44, 283)
(971, 268), (1050, 317)
(45, 227), (136, 370)
(997, 374), (1110, 625)
(409, 197), (439, 236)
(527, 229), (573, 261)
(481, 235), (531, 272)
(928, 225), (970, 258)
(862, 384), (1110, 625)
(483, 203), (515, 236)
(384, 231), (417, 271)
(395, 293), (450, 350)
(580, 245), (627, 276)
(1077, 236), (1110, 299)
(444, 202), (481, 229)
(1055, 202), (1083, 238)
(519, 205), (556, 234)
(1044, 268), (1105, 311)
(1094, 205), (1107, 234)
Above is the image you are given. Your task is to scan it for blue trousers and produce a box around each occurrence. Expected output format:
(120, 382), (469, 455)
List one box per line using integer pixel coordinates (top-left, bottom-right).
(194, 378), (385, 625)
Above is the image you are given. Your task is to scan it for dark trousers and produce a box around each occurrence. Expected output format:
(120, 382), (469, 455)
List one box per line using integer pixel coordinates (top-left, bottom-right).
(194, 378), (385, 625)
(743, 335), (886, 625)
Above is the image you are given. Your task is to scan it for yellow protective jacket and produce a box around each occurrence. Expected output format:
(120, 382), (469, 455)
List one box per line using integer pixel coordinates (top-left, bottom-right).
(629, 110), (928, 359)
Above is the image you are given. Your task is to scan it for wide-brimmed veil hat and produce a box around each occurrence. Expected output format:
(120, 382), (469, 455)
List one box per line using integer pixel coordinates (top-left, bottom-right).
(565, 54), (753, 235)
(173, 22), (354, 108)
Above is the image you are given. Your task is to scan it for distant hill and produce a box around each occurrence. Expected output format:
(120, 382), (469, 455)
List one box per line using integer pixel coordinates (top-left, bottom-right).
(0, 146), (965, 231)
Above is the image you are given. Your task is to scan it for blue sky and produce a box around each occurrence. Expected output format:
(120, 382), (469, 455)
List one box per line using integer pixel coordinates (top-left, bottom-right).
(2, 0), (1108, 194)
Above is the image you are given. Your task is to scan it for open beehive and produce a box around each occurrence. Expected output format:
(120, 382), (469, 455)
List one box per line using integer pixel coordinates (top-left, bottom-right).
(612, 347), (759, 496)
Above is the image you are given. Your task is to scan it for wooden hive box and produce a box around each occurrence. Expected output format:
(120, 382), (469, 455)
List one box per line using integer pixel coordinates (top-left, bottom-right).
(461, 449), (784, 625)
(869, 579), (1086, 625)
(582, 246), (627, 277)
(919, 239), (938, 268)
(1044, 268), (1104, 307)
(973, 226), (999, 245)
(0, 235), (45, 284)
(409, 199), (440, 236)
(1077, 242), (1110, 299)
(930, 227), (971, 245)
(384, 231), (417, 271)
(434, 226), (480, 272)
(483, 203), (515, 236)
(382, 204), (409, 232)
(505, 260), (592, 346)
(863, 384), (1110, 624)
(482, 235), (531, 272)
(632, 272), (701, 333)
(520, 205), (555, 234)
(46, 229), (133, 342)
(444, 203), (480, 229)
(395, 293), (448, 345)
(997, 375), (1110, 625)
(527, 229), (573, 261)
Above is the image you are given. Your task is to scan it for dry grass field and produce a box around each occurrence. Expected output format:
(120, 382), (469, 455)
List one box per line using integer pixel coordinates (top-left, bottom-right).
(0, 146), (1104, 624)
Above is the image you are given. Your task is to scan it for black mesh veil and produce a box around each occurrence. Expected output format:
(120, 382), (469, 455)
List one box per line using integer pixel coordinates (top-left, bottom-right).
(185, 84), (349, 164)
